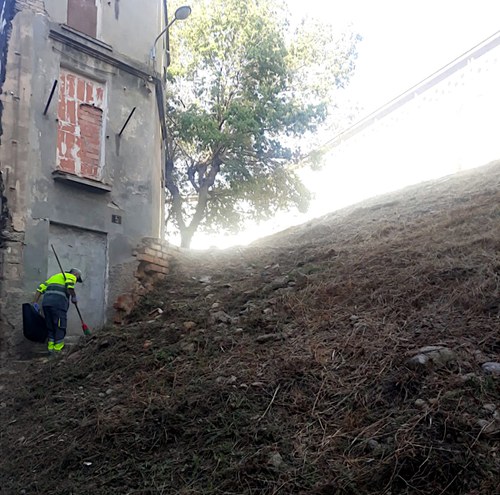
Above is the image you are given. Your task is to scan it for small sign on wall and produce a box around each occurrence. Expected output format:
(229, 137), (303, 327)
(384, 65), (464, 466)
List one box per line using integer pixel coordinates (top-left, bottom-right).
(111, 214), (122, 224)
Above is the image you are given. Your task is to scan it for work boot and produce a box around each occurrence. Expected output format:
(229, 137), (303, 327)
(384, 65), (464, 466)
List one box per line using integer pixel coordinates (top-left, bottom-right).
(53, 341), (65, 353)
(47, 340), (55, 355)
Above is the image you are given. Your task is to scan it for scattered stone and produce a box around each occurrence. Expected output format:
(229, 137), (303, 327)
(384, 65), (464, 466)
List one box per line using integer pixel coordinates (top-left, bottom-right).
(183, 321), (196, 331)
(263, 308), (273, 315)
(98, 340), (110, 349)
(106, 389), (113, 395)
(210, 311), (233, 324)
(268, 452), (287, 470)
(414, 399), (427, 409)
(143, 340), (153, 350)
(459, 372), (478, 383)
(256, 333), (284, 343)
(473, 350), (490, 363)
(98, 393), (105, 398)
(199, 275), (211, 284)
(180, 342), (196, 353)
(483, 404), (496, 413)
(406, 346), (456, 369)
(268, 276), (289, 291)
(481, 362), (500, 375)
(251, 382), (265, 387)
(211, 302), (221, 310)
(367, 439), (384, 454)
(234, 328), (244, 335)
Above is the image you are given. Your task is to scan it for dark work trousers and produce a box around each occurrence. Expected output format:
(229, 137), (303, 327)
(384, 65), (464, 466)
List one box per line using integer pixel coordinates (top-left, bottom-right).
(43, 305), (68, 343)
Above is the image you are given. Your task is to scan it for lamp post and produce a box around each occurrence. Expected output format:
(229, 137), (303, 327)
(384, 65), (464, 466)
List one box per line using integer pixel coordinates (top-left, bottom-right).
(151, 5), (191, 66)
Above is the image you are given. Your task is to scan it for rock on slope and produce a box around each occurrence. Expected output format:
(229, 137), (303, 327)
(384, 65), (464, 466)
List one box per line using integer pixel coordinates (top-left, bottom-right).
(1, 162), (499, 495)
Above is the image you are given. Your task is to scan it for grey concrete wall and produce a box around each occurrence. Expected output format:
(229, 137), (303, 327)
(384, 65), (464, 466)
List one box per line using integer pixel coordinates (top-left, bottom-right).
(44, 0), (165, 68)
(0, 4), (165, 357)
(100, 0), (164, 66)
(44, 0), (67, 22)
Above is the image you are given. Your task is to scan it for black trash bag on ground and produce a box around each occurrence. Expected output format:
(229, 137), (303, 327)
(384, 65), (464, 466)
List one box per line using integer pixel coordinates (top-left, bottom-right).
(22, 303), (48, 343)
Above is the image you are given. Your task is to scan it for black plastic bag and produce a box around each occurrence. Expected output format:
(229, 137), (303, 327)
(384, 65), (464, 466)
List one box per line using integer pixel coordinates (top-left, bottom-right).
(22, 303), (48, 343)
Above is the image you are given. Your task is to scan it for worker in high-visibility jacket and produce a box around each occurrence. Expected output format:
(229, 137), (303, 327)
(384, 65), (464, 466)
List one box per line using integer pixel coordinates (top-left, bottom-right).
(32, 268), (83, 354)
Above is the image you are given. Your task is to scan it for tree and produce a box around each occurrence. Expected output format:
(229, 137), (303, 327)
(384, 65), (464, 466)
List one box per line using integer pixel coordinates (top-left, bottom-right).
(165, 0), (361, 247)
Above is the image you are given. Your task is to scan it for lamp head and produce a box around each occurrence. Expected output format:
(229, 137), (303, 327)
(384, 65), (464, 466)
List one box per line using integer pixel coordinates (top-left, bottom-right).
(174, 5), (191, 21)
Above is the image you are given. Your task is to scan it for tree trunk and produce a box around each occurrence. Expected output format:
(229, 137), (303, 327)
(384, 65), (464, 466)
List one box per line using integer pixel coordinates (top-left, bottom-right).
(179, 184), (210, 248)
(166, 155), (221, 249)
(180, 228), (195, 248)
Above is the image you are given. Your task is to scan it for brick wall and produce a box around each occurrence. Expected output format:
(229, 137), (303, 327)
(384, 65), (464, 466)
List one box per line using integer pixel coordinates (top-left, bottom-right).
(57, 70), (105, 180)
(113, 237), (178, 323)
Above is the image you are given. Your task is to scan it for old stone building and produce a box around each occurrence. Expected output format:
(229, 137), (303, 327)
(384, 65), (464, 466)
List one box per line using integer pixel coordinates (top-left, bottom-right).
(0, 0), (169, 357)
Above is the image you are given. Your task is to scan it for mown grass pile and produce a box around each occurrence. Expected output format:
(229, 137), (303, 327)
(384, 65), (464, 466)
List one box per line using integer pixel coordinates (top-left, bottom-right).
(1, 162), (499, 494)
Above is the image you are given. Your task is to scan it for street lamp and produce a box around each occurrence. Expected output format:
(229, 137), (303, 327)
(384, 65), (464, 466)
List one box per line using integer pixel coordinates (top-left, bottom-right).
(151, 5), (191, 65)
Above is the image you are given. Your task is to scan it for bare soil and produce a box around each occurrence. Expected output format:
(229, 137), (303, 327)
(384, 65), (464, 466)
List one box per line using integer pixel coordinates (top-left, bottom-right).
(1, 161), (499, 495)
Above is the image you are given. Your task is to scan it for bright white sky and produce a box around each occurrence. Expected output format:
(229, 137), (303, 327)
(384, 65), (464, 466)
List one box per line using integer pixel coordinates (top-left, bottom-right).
(287, 0), (500, 113)
(187, 0), (500, 249)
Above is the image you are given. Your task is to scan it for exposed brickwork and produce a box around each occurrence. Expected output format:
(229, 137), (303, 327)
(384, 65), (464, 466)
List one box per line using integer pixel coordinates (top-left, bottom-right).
(57, 70), (105, 180)
(113, 238), (178, 323)
(79, 104), (103, 177)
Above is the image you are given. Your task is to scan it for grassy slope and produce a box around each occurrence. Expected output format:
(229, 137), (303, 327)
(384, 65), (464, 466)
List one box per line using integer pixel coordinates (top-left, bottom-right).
(1, 162), (499, 495)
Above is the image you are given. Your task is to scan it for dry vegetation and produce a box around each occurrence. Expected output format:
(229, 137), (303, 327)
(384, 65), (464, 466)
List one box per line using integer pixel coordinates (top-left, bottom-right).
(1, 162), (500, 494)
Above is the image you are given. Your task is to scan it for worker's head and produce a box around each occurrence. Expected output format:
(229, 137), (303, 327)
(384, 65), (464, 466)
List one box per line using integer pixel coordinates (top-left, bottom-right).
(70, 268), (83, 283)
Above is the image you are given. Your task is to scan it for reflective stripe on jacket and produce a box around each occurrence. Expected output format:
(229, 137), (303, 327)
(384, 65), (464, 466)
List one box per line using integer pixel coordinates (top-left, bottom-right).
(37, 272), (77, 298)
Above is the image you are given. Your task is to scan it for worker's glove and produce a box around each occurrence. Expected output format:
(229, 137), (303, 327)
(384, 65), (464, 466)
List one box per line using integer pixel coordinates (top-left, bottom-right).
(71, 296), (78, 304)
(33, 303), (40, 312)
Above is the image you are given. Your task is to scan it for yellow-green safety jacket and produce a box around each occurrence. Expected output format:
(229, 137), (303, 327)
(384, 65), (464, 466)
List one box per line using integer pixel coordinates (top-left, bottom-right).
(37, 272), (77, 309)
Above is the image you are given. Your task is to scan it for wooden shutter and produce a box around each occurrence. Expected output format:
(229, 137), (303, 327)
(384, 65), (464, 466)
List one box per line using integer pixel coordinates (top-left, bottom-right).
(67, 0), (98, 38)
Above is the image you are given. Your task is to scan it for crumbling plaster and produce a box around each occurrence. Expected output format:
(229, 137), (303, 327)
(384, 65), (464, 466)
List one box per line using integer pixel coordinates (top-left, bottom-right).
(0, 1), (165, 357)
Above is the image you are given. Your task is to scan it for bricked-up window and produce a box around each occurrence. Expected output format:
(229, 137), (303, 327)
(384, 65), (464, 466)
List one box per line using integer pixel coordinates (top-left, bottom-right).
(57, 70), (106, 180)
(67, 0), (98, 38)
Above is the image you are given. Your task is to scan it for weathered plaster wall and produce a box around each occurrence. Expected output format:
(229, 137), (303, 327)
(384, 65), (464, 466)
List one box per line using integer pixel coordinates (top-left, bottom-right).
(44, 0), (164, 67)
(0, 0), (17, 255)
(0, 2), (165, 358)
(0, 4), (33, 358)
(100, 0), (163, 65)
(43, 0), (67, 22)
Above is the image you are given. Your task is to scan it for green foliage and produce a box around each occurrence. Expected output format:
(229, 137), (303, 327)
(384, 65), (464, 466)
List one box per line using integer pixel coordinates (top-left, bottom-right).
(165, 0), (361, 246)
